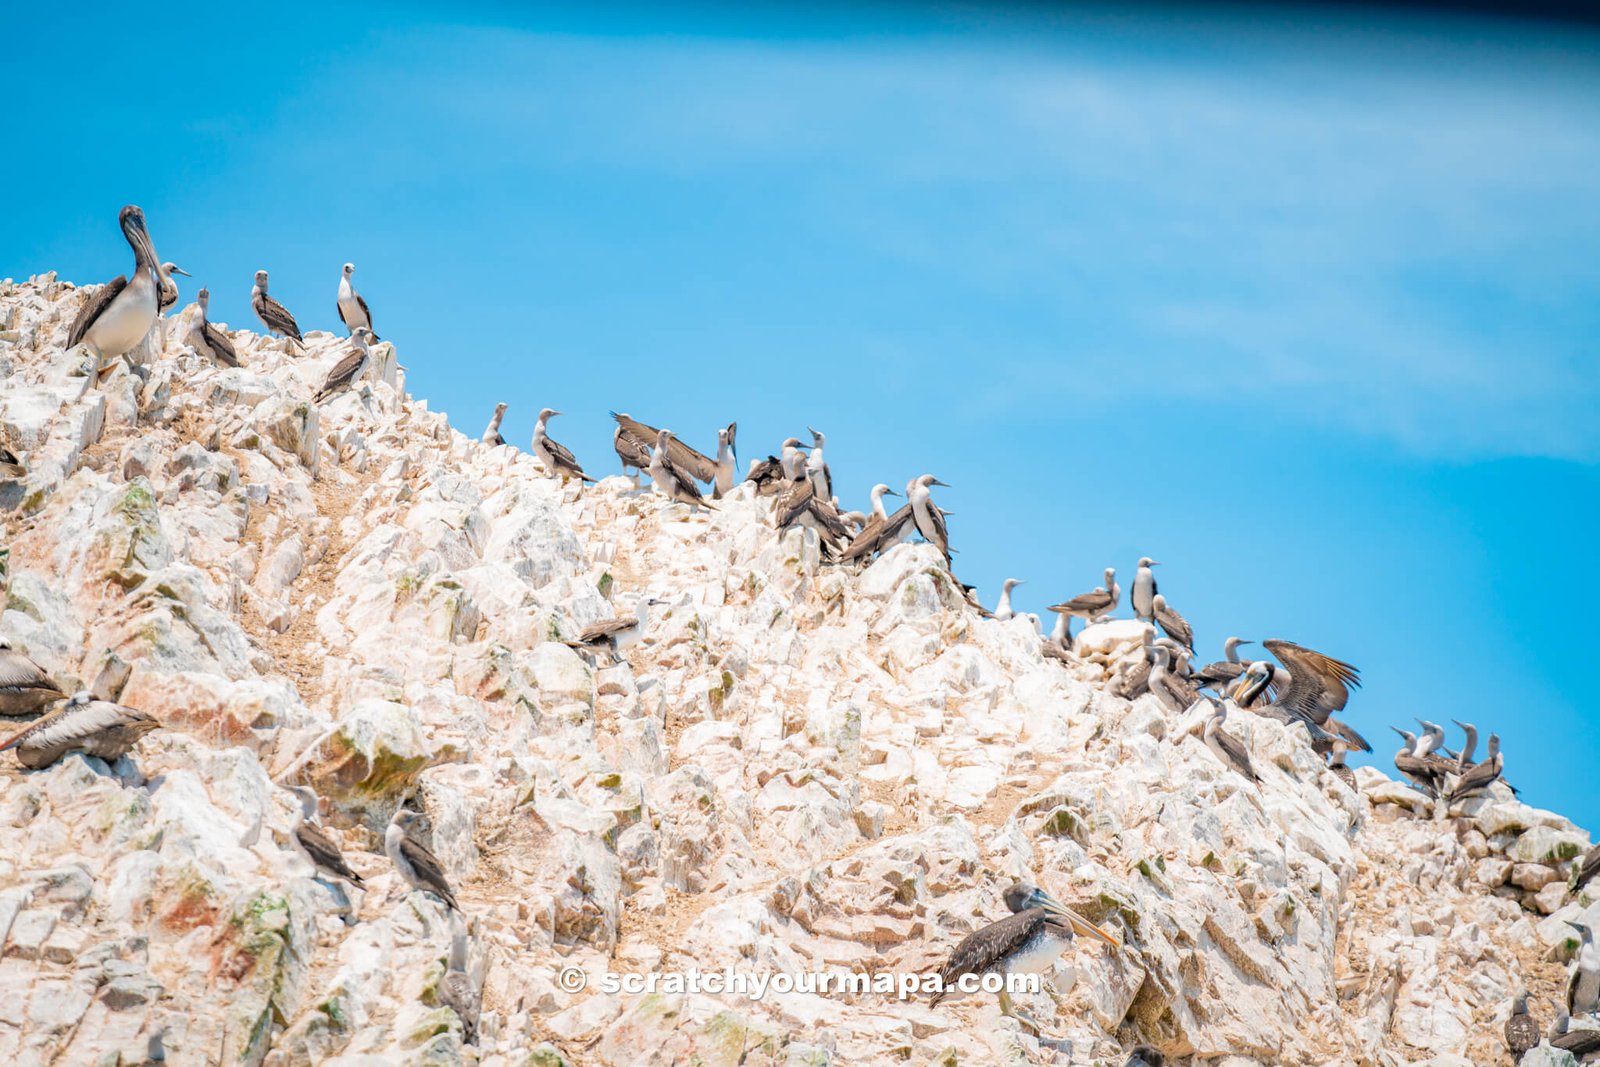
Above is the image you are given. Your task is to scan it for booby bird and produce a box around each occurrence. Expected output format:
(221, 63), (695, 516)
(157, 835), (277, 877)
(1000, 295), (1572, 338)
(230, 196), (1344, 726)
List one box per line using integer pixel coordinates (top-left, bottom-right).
(805, 427), (832, 501)
(930, 881), (1119, 1033)
(0, 446), (23, 481)
(908, 474), (952, 566)
(156, 262), (190, 314)
(0, 692), (159, 769)
(0, 640), (64, 716)
(1550, 1001), (1600, 1060)
(440, 917), (480, 1045)
(1505, 989), (1540, 1063)
(993, 579), (1025, 622)
(186, 288), (241, 368)
(714, 427), (737, 499)
(612, 417), (653, 484)
(1131, 557), (1159, 622)
(1150, 594), (1193, 651)
(1444, 734), (1503, 801)
(745, 440), (802, 496)
(336, 262), (378, 339)
(532, 409), (595, 482)
(611, 413), (717, 484)
(1453, 719), (1479, 772)
(774, 476), (849, 559)
(1327, 741), (1359, 793)
(287, 785), (365, 887)
(1414, 720), (1454, 761)
(385, 807), (460, 911)
(251, 270), (305, 350)
(1149, 646), (1201, 714)
(313, 328), (374, 402)
(1125, 1047), (1165, 1067)
(1390, 729), (1446, 797)
(1191, 637), (1254, 693)
(66, 206), (161, 371)
(838, 485), (910, 565)
(482, 403), (508, 447)
(563, 595), (663, 662)
(1048, 568), (1120, 623)
(1201, 698), (1259, 782)
(649, 430), (716, 509)
(1568, 920), (1600, 1016)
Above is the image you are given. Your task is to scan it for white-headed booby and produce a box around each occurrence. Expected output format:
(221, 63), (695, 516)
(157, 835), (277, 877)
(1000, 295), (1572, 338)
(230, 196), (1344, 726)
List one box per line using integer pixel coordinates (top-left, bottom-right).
(336, 262), (378, 339)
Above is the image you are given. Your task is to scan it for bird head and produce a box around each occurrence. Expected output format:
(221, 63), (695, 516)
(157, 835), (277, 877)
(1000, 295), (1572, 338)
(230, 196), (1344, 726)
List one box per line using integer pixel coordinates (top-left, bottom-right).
(254, 269), (269, 287)
(343, 262), (355, 276)
(1003, 882), (1121, 947)
(162, 262), (190, 277)
(537, 407), (560, 423)
(1139, 556), (1159, 567)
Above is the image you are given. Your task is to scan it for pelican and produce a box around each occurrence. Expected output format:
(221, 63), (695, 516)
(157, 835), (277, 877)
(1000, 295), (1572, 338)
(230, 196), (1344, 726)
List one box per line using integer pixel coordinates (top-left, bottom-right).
(336, 262), (377, 339)
(930, 881), (1119, 1034)
(482, 403), (508, 447)
(1327, 741), (1358, 793)
(1568, 920), (1600, 1016)
(0, 640), (64, 716)
(649, 430), (715, 509)
(1131, 557), (1159, 622)
(993, 579), (1024, 622)
(908, 474), (951, 566)
(1444, 734), (1502, 801)
(839, 484), (910, 565)
(385, 807), (460, 911)
(1125, 1049), (1165, 1067)
(532, 409), (595, 482)
(313, 328), (373, 402)
(611, 413), (716, 484)
(1234, 640), (1360, 726)
(0, 692), (159, 769)
(805, 427), (831, 501)
(563, 595), (662, 662)
(1047, 568), (1119, 623)
(251, 270), (304, 350)
(1191, 637), (1253, 693)
(1505, 989), (1539, 1064)
(287, 785), (365, 887)
(185, 288), (240, 368)
(440, 917), (480, 1045)
(0, 446), (23, 481)
(1201, 698), (1259, 782)
(714, 427), (737, 499)
(66, 206), (161, 372)
(1150, 594), (1193, 651)
(156, 262), (190, 314)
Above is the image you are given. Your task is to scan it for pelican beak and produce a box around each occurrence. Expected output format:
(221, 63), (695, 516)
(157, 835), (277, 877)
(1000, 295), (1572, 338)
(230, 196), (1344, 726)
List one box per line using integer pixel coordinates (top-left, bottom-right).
(1033, 889), (1121, 948)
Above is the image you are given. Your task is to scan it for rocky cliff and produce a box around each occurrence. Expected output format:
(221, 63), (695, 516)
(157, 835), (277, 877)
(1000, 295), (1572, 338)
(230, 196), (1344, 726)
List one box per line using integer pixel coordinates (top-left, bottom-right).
(0, 272), (1595, 1066)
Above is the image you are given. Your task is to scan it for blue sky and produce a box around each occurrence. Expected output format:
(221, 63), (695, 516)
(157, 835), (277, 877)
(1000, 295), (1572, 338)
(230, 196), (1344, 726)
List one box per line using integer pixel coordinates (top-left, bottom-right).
(6, 2), (1599, 825)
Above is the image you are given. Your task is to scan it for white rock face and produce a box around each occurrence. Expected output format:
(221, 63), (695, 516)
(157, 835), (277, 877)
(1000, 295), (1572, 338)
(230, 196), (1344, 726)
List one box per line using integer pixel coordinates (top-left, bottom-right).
(0, 273), (1590, 1065)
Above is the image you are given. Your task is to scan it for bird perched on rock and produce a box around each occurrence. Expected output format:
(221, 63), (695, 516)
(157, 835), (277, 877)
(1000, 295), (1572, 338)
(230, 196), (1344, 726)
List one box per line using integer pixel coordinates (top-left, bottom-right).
(482, 402), (508, 447)
(1327, 741), (1359, 793)
(532, 408), (595, 482)
(1505, 989), (1540, 1063)
(714, 426), (737, 499)
(156, 262), (191, 314)
(1131, 557), (1159, 622)
(1190, 637), (1253, 694)
(649, 430), (715, 509)
(0, 640), (63, 716)
(1048, 567), (1119, 624)
(385, 806), (459, 911)
(611, 413), (717, 486)
(1444, 734), (1503, 802)
(251, 269), (304, 350)
(908, 474), (952, 566)
(1549, 1001), (1600, 1060)
(992, 578), (1025, 622)
(1150, 594), (1193, 651)
(67, 206), (162, 373)
(1201, 698), (1259, 783)
(286, 785), (365, 888)
(1567, 920), (1600, 1016)
(563, 595), (662, 663)
(0, 692), (159, 769)
(336, 262), (377, 339)
(314, 328), (373, 402)
(1572, 843), (1600, 898)
(186, 288), (240, 368)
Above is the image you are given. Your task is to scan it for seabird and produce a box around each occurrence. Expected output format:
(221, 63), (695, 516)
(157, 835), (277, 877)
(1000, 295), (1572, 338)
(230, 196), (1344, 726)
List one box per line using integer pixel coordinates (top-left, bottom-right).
(611, 413), (717, 485)
(714, 427), (737, 499)
(1550, 1001), (1600, 1060)
(930, 881), (1119, 1034)
(908, 474), (952, 566)
(1569, 920), (1600, 1016)
(0, 640), (64, 716)
(1131, 557), (1159, 622)
(1389, 728), (1447, 797)
(287, 785), (365, 887)
(186, 288), (240, 368)
(336, 262), (378, 339)
(1414, 720), (1452, 761)
(1149, 646), (1201, 714)
(532, 408), (595, 482)
(1327, 741), (1359, 793)
(1572, 843), (1600, 898)
(611, 415), (654, 485)
(0, 692), (159, 769)
(1191, 637), (1254, 693)
(440, 917), (480, 1045)
(1107, 628), (1158, 700)
(805, 427), (832, 501)
(1453, 719), (1479, 772)
(774, 477), (849, 560)
(1234, 641), (1365, 750)
(993, 579), (1025, 622)
(156, 262), (190, 314)
(313, 328), (374, 402)
(0, 446), (23, 481)
(1445, 734), (1503, 801)
(649, 430), (715, 509)
(1150, 594), (1193, 651)
(745, 442), (799, 496)
(385, 807), (460, 911)
(839, 484), (910, 565)
(65, 205), (161, 372)
(482, 403), (508, 447)
(1125, 1047), (1165, 1067)
(252, 270), (305, 350)
(1048, 608), (1073, 653)
(1201, 698), (1260, 782)
(563, 595), (662, 662)
(1048, 568), (1119, 623)
(1505, 989), (1540, 1063)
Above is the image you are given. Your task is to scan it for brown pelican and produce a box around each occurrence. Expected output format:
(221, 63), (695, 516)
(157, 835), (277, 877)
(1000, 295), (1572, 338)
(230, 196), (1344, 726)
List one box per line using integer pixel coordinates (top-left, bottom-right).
(1048, 568), (1119, 623)
(0, 693), (159, 769)
(186, 288), (240, 368)
(385, 807), (459, 911)
(1234, 641), (1363, 746)
(156, 262), (191, 314)
(0, 446), (23, 481)
(714, 427), (737, 499)
(313, 328), (373, 402)
(66, 206), (161, 371)
(1201, 698), (1259, 782)
(482, 403), (508, 447)
(805, 427), (832, 501)
(908, 475), (951, 566)
(533, 409), (595, 482)
(251, 270), (304, 350)
(1327, 741), (1358, 792)
(0, 640), (64, 716)
(1569, 920), (1600, 1016)
(1131, 557), (1159, 622)
(649, 430), (715, 509)
(993, 579), (1025, 622)
(611, 412), (716, 485)
(1125, 1047), (1165, 1067)
(1191, 637), (1253, 693)
(287, 786), (365, 887)
(563, 595), (662, 662)
(1444, 734), (1503, 801)
(336, 263), (377, 339)
(930, 881), (1119, 1034)
(1505, 989), (1539, 1063)
(1150, 594), (1193, 651)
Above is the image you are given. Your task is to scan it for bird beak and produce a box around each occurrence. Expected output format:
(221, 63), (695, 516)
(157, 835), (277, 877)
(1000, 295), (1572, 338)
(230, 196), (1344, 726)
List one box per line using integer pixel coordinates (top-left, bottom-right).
(553, 411), (563, 417)
(1390, 727), (1407, 739)
(1033, 889), (1121, 948)
(173, 266), (192, 277)
(932, 479), (950, 488)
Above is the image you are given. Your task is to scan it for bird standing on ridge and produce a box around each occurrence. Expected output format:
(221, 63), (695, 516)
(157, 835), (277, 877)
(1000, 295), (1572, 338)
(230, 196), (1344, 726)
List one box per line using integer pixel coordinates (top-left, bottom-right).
(1568, 920), (1600, 1016)
(1048, 567), (1119, 624)
(1328, 741), (1358, 793)
(186, 288), (240, 368)
(993, 579), (1024, 622)
(385, 806), (460, 911)
(1445, 734), (1503, 801)
(0, 692), (160, 769)
(156, 262), (190, 314)
(314, 328), (374, 403)
(649, 430), (715, 509)
(286, 785), (365, 889)
(532, 409), (595, 482)
(1151, 594), (1193, 651)
(838, 483), (909, 565)
(66, 206), (162, 374)
(714, 427), (737, 498)
(252, 270), (304, 351)
(562, 594), (663, 663)
(482, 403), (508, 447)
(0, 640), (64, 716)
(1201, 698), (1260, 782)
(806, 427), (832, 501)
(1191, 637), (1253, 693)
(612, 413), (717, 486)
(336, 262), (378, 339)
(1132, 557), (1159, 622)
(1505, 989), (1539, 1063)
(908, 474), (952, 566)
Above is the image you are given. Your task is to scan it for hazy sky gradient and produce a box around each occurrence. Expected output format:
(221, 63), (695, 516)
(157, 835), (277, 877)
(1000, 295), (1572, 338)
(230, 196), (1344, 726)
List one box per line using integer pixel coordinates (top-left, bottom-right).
(6, 2), (1599, 823)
